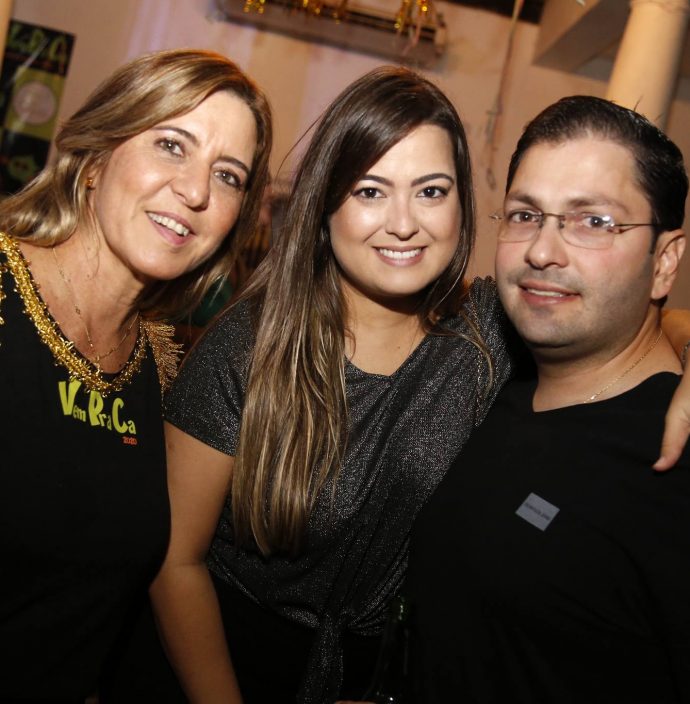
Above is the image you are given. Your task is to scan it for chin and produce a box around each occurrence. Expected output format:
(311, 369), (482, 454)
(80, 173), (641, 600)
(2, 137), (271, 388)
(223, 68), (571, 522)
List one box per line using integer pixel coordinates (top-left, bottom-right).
(523, 335), (577, 357)
(134, 254), (202, 283)
(378, 286), (426, 301)
(513, 322), (569, 349)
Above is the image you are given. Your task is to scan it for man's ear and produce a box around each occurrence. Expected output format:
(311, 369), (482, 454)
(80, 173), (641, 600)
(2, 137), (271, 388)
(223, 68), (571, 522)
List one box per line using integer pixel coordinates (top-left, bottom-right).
(652, 229), (686, 301)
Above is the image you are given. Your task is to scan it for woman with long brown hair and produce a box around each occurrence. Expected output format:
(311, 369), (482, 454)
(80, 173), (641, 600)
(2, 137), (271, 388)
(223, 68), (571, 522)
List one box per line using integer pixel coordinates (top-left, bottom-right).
(149, 65), (510, 704)
(0, 48), (271, 701)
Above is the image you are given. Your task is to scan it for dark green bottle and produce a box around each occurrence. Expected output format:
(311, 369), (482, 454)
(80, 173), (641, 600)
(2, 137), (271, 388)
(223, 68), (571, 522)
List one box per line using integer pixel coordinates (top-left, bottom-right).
(361, 595), (411, 703)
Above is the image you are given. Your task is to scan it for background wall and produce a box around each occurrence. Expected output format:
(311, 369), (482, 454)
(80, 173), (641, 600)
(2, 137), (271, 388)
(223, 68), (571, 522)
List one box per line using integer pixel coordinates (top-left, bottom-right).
(12, 0), (690, 306)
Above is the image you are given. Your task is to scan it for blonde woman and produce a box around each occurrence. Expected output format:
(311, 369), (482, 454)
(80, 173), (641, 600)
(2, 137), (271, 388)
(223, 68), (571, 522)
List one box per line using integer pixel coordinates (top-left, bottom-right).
(0, 48), (271, 701)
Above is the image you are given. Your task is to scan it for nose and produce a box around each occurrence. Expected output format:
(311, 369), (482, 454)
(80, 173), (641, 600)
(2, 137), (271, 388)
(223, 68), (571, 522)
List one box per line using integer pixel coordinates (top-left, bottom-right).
(524, 215), (569, 270)
(385, 196), (419, 240)
(173, 161), (210, 210)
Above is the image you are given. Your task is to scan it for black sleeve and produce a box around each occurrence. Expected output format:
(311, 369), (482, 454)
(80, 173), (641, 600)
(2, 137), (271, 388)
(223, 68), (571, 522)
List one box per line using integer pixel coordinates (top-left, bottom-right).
(164, 301), (254, 456)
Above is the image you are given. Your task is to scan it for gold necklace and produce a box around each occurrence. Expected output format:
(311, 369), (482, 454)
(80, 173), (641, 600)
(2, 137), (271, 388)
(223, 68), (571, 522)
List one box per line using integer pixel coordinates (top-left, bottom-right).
(52, 245), (139, 369)
(1, 232), (181, 396)
(582, 329), (663, 404)
(0, 233), (150, 395)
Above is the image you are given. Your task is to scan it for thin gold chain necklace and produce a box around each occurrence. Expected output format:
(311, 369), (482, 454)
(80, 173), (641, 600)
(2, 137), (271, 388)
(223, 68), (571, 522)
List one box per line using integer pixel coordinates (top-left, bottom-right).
(0, 232), (152, 396)
(51, 245), (139, 370)
(582, 329), (663, 404)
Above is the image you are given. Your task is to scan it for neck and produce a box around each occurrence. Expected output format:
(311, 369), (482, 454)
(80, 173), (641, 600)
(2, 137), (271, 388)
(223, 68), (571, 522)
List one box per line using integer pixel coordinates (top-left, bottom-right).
(342, 285), (424, 376)
(20, 229), (147, 373)
(531, 313), (681, 411)
(342, 279), (424, 333)
(51, 226), (146, 327)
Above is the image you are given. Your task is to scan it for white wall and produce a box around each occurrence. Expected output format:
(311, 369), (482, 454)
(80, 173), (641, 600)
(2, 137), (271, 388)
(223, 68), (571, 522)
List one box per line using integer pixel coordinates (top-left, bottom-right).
(13, 0), (690, 306)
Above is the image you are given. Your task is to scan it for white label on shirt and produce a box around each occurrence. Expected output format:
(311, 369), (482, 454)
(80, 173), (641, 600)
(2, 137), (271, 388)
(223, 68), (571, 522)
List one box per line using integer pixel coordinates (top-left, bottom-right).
(515, 493), (559, 531)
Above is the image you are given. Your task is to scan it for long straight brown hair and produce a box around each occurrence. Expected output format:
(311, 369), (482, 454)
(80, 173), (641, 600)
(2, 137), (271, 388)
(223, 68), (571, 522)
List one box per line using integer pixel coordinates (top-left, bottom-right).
(234, 66), (488, 555)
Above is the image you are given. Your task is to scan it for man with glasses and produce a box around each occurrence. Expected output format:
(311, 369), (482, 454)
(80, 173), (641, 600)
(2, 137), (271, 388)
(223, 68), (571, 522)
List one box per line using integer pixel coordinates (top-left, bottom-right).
(407, 96), (690, 702)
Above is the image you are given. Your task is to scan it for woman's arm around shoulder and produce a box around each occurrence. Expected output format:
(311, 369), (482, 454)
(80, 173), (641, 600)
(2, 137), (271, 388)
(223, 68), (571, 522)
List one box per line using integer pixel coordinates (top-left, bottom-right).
(150, 422), (243, 704)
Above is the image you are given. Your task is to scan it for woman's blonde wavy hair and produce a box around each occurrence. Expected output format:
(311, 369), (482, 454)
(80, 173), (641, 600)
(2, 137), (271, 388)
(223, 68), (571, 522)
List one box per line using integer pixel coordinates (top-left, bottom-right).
(233, 66), (492, 555)
(0, 48), (272, 320)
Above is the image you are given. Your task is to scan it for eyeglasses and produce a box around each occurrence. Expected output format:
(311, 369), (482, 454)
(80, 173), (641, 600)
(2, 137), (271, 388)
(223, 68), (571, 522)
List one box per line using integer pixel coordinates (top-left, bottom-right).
(490, 210), (658, 250)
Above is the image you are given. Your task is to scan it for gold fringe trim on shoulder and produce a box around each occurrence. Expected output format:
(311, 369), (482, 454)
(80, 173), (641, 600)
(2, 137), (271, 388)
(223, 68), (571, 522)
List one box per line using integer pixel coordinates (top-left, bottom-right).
(142, 320), (182, 393)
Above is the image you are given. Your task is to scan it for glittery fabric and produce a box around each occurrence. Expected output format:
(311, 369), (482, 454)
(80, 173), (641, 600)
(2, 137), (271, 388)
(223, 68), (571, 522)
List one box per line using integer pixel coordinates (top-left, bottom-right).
(165, 277), (513, 703)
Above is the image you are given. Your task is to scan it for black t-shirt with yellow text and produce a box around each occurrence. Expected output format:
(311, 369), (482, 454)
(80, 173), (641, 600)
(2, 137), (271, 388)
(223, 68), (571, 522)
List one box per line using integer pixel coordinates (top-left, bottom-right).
(0, 239), (169, 700)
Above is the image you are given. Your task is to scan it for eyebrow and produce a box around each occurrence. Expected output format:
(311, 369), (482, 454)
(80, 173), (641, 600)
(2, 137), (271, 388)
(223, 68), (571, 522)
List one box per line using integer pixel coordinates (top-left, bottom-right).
(358, 172), (455, 187)
(505, 189), (630, 213)
(153, 125), (251, 176)
(504, 191), (540, 208)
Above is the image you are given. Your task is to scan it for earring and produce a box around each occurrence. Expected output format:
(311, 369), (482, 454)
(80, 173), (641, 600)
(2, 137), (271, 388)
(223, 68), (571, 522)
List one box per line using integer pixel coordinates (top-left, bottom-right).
(86, 177), (95, 190)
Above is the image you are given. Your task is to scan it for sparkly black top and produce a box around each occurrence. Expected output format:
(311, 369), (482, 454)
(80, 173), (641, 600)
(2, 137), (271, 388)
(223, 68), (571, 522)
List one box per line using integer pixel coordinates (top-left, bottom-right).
(165, 277), (513, 703)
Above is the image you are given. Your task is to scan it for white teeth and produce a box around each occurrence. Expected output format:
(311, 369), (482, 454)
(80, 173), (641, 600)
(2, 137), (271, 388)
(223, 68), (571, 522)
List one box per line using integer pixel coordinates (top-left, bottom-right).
(148, 213), (190, 237)
(526, 288), (567, 297)
(378, 248), (421, 260)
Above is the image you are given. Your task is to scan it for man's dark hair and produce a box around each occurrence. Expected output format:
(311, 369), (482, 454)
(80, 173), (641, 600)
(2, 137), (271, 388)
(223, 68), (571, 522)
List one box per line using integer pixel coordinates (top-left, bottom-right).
(506, 95), (688, 234)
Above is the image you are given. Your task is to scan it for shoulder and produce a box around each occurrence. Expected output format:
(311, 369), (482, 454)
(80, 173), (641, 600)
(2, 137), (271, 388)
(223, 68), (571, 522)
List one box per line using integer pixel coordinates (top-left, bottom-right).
(567, 373), (690, 477)
(466, 276), (502, 318)
(192, 298), (254, 355)
(165, 299), (255, 424)
(467, 275), (499, 304)
(164, 301), (255, 454)
(614, 373), (683, 421)
(179, 299), (255, 377)
(447, 277), (506, 332)
(142, 321), (183, 393)
(634, 373), (690, 463)
(438, 276), (516, 384)
(435, 277), (498, 332)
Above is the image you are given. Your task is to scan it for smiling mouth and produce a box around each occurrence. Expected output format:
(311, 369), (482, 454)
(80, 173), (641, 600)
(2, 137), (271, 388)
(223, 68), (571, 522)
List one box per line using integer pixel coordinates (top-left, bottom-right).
(148, 212), (191, 237)
(524, 287), (568, 298)
(377, 247), (422, 260)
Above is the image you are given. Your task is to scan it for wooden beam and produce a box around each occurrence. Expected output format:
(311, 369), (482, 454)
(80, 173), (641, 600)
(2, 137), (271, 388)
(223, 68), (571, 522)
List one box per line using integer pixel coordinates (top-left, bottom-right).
(607, 0), (690, 128)
(534, 0), (629, 73)
(215, 0), (445, 68)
